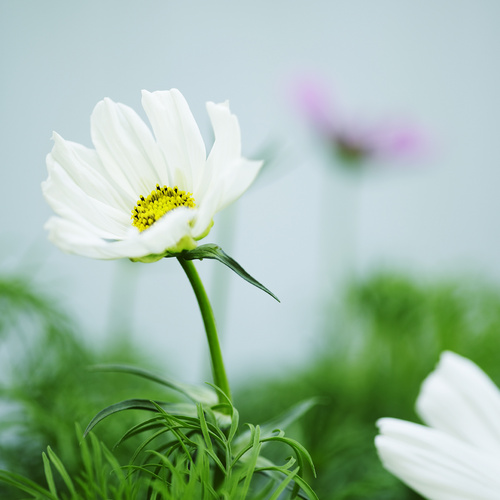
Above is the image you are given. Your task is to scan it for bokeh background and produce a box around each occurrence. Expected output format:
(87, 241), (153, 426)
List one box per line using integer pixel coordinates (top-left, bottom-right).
(3, 0), (500, 382)
(1, 1), (500, 498)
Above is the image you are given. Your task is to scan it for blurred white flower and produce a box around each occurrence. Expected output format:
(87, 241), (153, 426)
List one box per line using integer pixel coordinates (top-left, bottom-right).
(42, 89), (262, 262)
(375, 351), (500, 500)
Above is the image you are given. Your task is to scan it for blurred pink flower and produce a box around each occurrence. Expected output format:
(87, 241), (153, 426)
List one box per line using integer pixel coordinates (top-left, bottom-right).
(291, 75), (428, 166)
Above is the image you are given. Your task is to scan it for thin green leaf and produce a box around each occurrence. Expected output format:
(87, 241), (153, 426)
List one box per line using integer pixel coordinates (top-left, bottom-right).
(84, 399), (194, 437)
(268, 467), (299, 500)
(237, 425), (261, 500)
(0, 470), (58, 499)
(175, 245), (279, 302)
(89, 364), (217, 404)
(227, 406), (240, 446)
(246, 476), (276, 500)
(46, 447), (77, 497)
(260, 436), (316, 477)
(114, 415), (165, 448)
(131, 428), (171, 464)
(77, 424), (94, 484)
(149, 404), (197, 465)
(231, 424), (256, 467)
(89, 433), (103, 481)
(144, 452), (180, 481)
(197, 404), (214, 452)
(234, 398), (319, 450)
(100, 443), (126, 481)
(252, 456), (308, 499)
(260, 398), (320, 437)
(122, 463), (165, 482)
(254, 465), (318, 500)
(287, 474), (319, 500)
(42, 453), (58, 498)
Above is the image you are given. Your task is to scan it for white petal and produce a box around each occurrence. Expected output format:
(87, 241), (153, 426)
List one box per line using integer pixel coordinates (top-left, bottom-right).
(190, 158), (261, 239)
(43, 161), (130, 239)
(376, 418), (500, 500)
(200, 101), (262, 211)
(45, 207), (197, 260)
(49, 132), (132, 211)
(197, 101), (241, 199)
(141, 89), (206, 191)
(213, 158), (263, 212)
(206, 101), (241, 163)
(135, 207), (197, 255)
(191, 187), (222, 238)
(45, 217), (120, 259)
(416, 352), (500, 454)
(91, 98), (167, 199)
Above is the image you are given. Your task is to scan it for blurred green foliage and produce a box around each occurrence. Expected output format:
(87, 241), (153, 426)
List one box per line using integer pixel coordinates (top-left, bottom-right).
(2, 270), (500, 498)
(236, 272), (500, 499)
(0, 275), (165, 498)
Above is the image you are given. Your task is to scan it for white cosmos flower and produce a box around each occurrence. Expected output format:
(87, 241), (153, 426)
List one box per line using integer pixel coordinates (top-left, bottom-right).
(42, 89), (262, 263)
(375, 351), (500, 500)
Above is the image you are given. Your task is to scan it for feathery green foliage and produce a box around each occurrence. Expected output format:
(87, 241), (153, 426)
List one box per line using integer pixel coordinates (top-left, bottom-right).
(3, 271), (500, 498)
(2, 392), (317, 499)
(0, 274), (165, 498)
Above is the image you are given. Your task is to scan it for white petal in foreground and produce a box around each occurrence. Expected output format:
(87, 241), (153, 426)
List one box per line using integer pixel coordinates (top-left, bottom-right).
(376, 418), (500, 500)
(416, 351), (500, 454)
(45, 207), (196, 261)
(375, 352), (500, 500)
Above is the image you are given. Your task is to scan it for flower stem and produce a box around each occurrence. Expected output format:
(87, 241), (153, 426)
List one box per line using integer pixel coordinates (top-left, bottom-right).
(177, 257), (232, 403)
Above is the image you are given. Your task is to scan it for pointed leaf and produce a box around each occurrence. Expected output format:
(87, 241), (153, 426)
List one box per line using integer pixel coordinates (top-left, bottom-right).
(197, 404), (214, 452)
(174, 244), (279, 302)
(260, 435), (316, 477)
(259, 398), (320, 438)
(268, 467), (299, 500)
(239, 425), (262, 498)
(83, 399), (197, 437)
(0, 470), (58, 499)
(89, 364), (217, 404)
(254, 466), (318, 500)
(234, 398), (319, 450)
(251, 457), (312, 500)
(46, 447), (77, 497)
(42, 453), (58, 498)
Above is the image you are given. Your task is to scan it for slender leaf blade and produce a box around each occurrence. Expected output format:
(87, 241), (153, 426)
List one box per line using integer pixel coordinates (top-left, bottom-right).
(42, 453), (58, 498)
(84, 399), (196, 437)
(175, 245), (279, 302)
(0, 470), (58, 499)
(89, 364), (217, 404)
(46, 447), (77, 497)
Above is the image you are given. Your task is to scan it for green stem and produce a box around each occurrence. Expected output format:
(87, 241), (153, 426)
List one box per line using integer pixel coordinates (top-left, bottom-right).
(177, 257), (232, 403)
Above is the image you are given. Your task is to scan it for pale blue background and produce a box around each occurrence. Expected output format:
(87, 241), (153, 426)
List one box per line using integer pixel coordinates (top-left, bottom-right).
(1, 1), (500, 383)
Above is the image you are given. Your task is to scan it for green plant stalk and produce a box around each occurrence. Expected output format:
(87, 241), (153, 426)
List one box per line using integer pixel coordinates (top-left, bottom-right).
(177, 257), (231, 403)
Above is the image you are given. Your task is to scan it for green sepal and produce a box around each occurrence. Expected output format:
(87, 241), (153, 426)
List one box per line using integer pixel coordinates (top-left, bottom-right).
(170, 244), (280, 302)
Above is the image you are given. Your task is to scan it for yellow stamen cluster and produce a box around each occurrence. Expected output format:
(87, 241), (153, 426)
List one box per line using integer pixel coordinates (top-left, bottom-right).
(132, 184), (195, 232)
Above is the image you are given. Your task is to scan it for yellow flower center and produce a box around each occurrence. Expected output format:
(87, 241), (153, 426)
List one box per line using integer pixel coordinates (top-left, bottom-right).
(131, 184), (196, 232)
